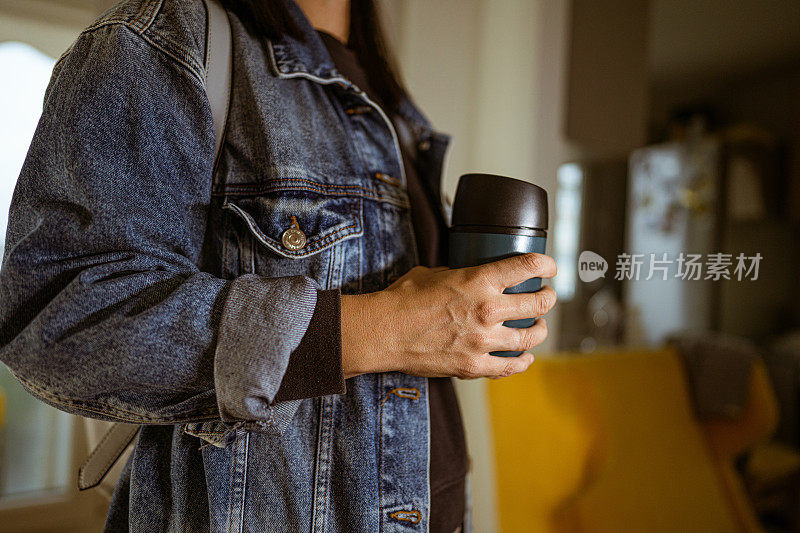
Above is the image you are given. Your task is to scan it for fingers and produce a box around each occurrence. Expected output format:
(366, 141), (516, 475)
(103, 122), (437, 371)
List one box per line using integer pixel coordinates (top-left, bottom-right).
(496, 286), (557, 321)
(455, 319), (548, 379)
(461, 351), (535, 379)
(492, 318), (549, 354)
(476, 253), (557, 291)
(487, 353), (535, 380)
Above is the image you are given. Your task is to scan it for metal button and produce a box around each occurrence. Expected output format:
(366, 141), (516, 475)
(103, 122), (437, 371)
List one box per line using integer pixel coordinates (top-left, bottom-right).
(281, 216), (306, 251)
(418, 140), (431, 151)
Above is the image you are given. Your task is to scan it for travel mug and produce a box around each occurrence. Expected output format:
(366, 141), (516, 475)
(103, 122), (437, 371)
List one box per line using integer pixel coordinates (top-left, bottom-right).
(448, 173), (548, 357)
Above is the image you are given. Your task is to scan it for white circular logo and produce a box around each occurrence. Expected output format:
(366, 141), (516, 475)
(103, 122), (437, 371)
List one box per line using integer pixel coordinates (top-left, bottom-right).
(578, 250), (608, 282)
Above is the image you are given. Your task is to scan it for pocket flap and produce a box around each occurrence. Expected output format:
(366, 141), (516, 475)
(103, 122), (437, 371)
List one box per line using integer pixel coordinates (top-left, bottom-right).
(223, 191), (362, 259)
(183, 420), (236, 448)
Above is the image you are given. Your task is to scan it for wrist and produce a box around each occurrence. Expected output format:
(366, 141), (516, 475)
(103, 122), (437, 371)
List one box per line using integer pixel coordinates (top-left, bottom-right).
(341, 292), (397, 378)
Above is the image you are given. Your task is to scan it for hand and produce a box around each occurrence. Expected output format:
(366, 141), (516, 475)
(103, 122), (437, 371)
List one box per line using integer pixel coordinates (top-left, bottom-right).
(341, 253), (557, 380)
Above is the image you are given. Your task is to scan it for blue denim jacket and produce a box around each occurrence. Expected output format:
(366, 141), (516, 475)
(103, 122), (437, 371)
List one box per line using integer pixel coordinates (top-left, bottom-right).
(0, 0), (461, 531)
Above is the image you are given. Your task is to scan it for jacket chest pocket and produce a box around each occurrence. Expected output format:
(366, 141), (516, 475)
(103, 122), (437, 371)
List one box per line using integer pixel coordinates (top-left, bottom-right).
(222, 189), (363, 290)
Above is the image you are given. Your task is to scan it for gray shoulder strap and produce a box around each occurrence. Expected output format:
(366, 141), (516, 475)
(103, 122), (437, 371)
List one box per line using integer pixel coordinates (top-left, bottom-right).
(78, 0), (233, 492)
(78, 422), (139, 490)
(204, 0), (232, 169)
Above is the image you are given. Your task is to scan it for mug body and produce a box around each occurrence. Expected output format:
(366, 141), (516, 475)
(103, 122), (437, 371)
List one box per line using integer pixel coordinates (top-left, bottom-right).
(449, 231), (547, 357)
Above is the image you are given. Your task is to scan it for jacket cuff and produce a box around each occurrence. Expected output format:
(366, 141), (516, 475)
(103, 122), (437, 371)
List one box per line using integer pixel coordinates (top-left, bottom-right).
(214, 274), (318, 424)
(274, 289), (346, 402)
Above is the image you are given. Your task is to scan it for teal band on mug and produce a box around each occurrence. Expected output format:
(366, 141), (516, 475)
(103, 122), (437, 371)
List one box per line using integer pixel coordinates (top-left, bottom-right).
(448, 232), (547, 357)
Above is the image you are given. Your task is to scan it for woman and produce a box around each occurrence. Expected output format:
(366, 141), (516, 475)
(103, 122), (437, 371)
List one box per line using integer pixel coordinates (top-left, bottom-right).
(0, 0), (556, 531)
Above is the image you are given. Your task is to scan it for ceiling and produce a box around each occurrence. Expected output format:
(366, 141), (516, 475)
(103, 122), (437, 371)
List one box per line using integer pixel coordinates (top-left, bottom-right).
(649, 0), (800, 83)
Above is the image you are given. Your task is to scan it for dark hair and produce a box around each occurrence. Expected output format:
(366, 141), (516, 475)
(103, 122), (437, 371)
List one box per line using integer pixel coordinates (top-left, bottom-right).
(221, 0), (407, 112)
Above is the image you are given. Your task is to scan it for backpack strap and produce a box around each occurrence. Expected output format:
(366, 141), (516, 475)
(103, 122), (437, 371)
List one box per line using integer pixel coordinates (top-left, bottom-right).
(204, 0), (233, 171)
(78, 0), (233, 492)
(78, 421), (140, 491)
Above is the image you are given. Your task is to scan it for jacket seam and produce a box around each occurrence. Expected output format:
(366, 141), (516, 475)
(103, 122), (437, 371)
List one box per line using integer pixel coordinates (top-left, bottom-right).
(129, 0), (162, 33)
(185, 430), (226, 437)
(218, 177), (389, 195)
(141, 28), (206, 82)
(63, 0), (206, 85)
(214, 184), (410, 209)
(226, 430), (248, 532)
(378, 373), (385, 533)
(227, 433), (237, 531)
(321, 399), (335, 532)
(11, 369), (219, 424)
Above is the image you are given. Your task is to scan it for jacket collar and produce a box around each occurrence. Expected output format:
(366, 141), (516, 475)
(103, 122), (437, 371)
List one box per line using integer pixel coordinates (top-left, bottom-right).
(267, 0), (341, 81)
(266, 0), (436, 132)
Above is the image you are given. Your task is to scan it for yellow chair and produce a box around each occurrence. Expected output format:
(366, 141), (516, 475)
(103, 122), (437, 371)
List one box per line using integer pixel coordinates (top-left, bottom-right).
(487, 347), (778, 533)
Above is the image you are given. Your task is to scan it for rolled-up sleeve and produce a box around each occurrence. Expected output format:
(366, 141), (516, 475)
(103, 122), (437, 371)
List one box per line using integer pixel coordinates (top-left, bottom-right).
(215, 276), (328, 422)
(0, 23), (332, 428)
(272, 288), (346, 403)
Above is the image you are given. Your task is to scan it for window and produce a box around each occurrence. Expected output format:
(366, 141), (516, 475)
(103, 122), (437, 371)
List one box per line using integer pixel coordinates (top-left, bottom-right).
(0, 41), (60, 261)
(552, 163), (584, 301)
(0, 2), (117, 527)
(0, 40), (77, 502)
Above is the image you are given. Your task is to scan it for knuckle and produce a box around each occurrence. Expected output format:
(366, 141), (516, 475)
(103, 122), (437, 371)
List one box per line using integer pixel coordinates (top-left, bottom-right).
(457, 356), (483, 379)
(396, 270), (417, 287)
(467, 267), (491, 288)
(473, 300), (498, 326)
(545, 286), (557, 303)
(406, 266), (429, 281)
(498, 360), (517, 378)
(534, 291), (553, 315)
(519, 327), (541, 351)
(520, 253), (544, 273)
(522, 355), (534, 370)
(397, 278), (418, 292)
(465, 330), (491, 352)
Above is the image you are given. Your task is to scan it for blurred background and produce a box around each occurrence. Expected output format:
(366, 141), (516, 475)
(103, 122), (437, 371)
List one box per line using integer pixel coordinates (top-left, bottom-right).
(0, 0), (799, 531)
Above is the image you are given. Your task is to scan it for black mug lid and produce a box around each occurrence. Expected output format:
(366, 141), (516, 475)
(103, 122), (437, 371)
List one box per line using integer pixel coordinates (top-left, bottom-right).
(451, 173), (548, 231)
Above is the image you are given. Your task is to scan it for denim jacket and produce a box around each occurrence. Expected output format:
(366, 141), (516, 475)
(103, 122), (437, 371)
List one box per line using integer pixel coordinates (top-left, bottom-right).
(0, 0), (461, 531)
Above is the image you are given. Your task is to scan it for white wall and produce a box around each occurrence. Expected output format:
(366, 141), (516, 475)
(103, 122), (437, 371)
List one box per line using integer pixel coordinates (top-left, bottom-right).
(0, 1), (100, 58)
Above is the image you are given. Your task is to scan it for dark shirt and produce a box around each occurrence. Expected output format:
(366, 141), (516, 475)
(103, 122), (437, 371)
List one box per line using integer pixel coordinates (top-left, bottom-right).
(318, 30), (468, 533)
